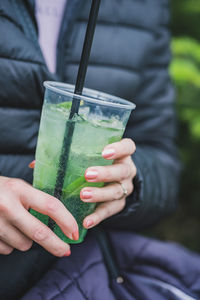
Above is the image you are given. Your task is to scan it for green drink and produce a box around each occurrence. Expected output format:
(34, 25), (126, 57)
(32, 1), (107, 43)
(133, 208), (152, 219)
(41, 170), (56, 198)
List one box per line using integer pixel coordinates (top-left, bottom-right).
(31, 82), (135, 243)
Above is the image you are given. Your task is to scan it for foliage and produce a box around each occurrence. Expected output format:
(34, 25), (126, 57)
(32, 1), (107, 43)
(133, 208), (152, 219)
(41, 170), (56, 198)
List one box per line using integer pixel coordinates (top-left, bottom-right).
(171, 38), (200, 88)
(171, 37), (200, 140)
(144, 35), (200, 252)
(171, 0), (200, 40)
(169, 37), (200, 252)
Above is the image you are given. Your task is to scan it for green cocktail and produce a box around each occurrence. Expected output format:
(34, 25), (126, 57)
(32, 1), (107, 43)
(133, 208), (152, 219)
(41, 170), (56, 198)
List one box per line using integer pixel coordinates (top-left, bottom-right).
(31, 82), (135, 243)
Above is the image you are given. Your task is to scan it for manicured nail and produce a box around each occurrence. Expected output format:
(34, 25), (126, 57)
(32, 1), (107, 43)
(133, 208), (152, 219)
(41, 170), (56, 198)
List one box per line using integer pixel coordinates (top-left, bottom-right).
(85, 171), (98, 180)
(81, 190), (92, 200)
(72, 230), (79, 241)
(102, 148), (115, 158)
(63, 249), (71, 257)
(85, 219), (94, 228)
(28, 160), (35, 169)
(68, 233), (73, 240)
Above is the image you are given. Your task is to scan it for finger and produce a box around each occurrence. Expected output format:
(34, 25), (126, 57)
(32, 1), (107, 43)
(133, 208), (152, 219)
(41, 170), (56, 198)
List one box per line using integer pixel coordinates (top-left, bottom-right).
(0, 220), (33, 251)
(83, 199), (126, 229)
(80, 180), (133, 203)
(10, 206), (71, 257)
(28, 160), (35, 169)
(85, 163), (131, 183)
(10, 180), (79, 240)
(102, 138), (136, 160)
(114, 156), (137, 178)
(0, 240), (14, 255)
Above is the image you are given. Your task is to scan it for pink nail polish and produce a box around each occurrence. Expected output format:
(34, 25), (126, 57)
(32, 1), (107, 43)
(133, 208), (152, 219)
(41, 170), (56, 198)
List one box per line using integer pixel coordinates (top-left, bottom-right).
(28, 160), (36, 169)
(63, 249), (71, 257)
(85, 219), (94, 228)
(102, 148), (115, 158)
(85, 171), (98, 180)
(81, 190), (92, 199)
(68, 233), (73, 240)
(72, 230), (79, 241)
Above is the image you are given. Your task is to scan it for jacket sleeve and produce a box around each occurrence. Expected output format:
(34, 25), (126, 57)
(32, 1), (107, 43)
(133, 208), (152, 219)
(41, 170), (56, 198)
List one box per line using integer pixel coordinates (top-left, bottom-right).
(103, 16), (181, 231)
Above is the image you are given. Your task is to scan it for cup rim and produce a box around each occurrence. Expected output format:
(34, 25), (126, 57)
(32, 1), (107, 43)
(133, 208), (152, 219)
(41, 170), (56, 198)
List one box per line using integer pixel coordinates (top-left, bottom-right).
(44, 81), (136, 110)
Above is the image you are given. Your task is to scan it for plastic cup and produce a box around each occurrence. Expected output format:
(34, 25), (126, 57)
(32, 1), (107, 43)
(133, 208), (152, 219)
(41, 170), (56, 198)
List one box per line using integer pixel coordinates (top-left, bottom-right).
(31, 81), (135, 243)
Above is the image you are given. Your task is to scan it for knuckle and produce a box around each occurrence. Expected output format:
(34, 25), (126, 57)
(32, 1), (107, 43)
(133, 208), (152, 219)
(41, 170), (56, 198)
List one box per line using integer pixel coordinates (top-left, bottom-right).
(120, 165), (128, 180)
(0, 201), (9, 216)
(101, 203), (111, 218)
(93, 212), (101, 224)
(126, 160), (136, 179)
(33, 226), (49, 242)
(18, 240), (33, 252)
(127, 139), (136, 154)
(0, 229), (6, 240)
(0, 247), (14, 255)
(3, 178), (15, 190)
(128, 182), (134, 194)
(120, 199), (126, 210)
(114, 185), (123, 200)
(102, 167), (111, 181)
(46, 197), (60, 214)
(54, 246), (68, 257)
(131, 163), (137, 178)
(105, 206), (111, 217)
(9, 213), (22, 226)
(4, 178), (25, 193)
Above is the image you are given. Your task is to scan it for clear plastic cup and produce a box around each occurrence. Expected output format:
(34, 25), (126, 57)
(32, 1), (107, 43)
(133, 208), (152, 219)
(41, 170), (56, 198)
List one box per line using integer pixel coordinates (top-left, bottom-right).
(31, 81), (135, 243)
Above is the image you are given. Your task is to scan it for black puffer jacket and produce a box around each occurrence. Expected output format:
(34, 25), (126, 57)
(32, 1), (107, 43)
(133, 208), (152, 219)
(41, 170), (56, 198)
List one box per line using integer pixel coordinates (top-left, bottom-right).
(0, 0), (179, 228)
(0, 0), (180, 296)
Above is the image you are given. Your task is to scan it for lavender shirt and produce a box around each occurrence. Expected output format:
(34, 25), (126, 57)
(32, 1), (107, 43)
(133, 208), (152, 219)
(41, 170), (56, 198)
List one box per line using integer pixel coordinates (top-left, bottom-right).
(35, 0), (67, 73)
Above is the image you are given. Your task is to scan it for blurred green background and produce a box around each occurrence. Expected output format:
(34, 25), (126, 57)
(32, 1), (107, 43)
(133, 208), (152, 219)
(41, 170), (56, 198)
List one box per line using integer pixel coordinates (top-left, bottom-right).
(146, 0), (200, 252)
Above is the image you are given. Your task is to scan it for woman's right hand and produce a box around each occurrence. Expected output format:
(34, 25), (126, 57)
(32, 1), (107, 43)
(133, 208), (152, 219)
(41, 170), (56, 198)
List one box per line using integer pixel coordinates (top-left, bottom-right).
(0, 176), (79, 256)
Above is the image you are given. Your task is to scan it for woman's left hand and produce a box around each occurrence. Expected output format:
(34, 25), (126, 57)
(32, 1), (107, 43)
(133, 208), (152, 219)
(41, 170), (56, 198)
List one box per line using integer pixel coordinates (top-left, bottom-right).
(81, 138), (137, 229)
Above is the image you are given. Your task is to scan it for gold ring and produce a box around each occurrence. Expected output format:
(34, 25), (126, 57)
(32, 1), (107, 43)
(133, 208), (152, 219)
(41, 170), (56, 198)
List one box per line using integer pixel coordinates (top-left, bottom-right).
(118, 182), (128, 198)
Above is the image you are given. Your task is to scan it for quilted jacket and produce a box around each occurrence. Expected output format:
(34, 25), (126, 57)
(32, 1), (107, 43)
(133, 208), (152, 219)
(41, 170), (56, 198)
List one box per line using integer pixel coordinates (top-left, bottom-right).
(0, 0), (180, 298)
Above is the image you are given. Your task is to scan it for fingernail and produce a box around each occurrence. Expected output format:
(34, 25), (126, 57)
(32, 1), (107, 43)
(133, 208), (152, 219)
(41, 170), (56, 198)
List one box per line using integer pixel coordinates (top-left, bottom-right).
(102, 148), (115, 158)
(72, 230), (79, 241)
(85, 219), (94, 228)
(81, 190), (92, 200)
(85, 171), (98, 180)
(28, 160), (36, 169)
(68, 233), (73, 240)
(63, 249), (71, 257)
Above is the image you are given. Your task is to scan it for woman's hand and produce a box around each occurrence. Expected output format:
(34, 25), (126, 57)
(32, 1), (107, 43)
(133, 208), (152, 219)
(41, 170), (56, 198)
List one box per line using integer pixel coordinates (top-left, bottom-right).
(0, 177), (79, 256)
(81, 138), (137, 229)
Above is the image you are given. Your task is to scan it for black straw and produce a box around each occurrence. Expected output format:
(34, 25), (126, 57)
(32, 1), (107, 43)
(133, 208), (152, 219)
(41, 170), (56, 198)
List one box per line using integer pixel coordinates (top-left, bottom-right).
(49, 0), (101, 230)
(70, 0), (101, 117)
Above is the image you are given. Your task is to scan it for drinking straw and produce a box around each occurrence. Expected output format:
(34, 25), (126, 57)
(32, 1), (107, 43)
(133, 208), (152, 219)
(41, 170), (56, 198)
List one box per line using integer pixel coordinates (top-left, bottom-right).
(49, 0), (101, 230)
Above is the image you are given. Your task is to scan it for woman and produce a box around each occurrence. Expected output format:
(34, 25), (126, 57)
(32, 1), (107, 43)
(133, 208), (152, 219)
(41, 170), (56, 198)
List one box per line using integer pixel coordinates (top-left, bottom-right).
(0, 0), (180, 298)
